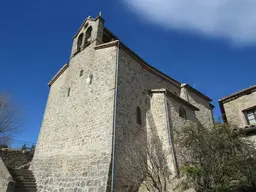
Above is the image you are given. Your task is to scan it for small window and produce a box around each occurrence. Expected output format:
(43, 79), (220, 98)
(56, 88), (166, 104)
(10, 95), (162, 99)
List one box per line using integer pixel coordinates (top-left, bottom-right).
(77, 33), (84, 51)
(244, 108), (256, 125)
(67, 88), (71, 97)
(80, 70), (84, 77)
(86, 74), (93, 85)
(137, 106), (142, 126)
(179, 105), (187, 119)
(102, 33), (111, 43)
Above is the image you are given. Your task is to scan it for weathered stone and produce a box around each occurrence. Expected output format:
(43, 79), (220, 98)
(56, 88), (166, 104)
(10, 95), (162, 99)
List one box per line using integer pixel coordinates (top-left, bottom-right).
(29, 13), (214, 192)
(0, 149), (33, 169)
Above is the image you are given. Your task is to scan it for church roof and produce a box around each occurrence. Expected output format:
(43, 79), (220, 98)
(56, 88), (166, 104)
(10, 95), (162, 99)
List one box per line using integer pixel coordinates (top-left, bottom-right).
(119, 41), (182, 88)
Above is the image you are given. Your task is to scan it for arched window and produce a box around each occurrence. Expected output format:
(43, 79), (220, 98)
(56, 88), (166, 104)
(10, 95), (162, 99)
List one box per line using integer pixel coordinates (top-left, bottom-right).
(86, 26), (92, 39)
(77, 33), (84, 51)
(179, 105), (187, 119)
(137, 106), (142, 126)
(84, 26), (92, 46)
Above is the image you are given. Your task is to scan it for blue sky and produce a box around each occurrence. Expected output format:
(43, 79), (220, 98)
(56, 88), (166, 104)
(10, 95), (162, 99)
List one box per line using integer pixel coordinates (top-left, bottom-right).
(0, 0), (255, 147)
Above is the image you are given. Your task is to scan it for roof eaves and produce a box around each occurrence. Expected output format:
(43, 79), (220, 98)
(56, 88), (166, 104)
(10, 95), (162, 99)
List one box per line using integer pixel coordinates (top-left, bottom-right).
(219, 84), (256, 103)
(119, 42), (181, 88)
(104, 27), (119, 40)
(94, 40), (119, 50)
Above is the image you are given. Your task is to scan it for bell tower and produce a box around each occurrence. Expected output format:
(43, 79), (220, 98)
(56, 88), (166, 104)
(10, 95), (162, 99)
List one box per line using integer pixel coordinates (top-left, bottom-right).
(70, 12), (105, 57)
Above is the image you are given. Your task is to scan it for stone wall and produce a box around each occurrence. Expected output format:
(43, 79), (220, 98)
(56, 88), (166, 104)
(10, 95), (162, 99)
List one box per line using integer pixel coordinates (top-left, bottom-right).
(31, 39), (118, 191)
(114, 48), (180, 191)
(114, 47), (210, 191)
(0, 149), (33, 169)
(223, 91), (256, 128)
(165, 94), (198, 172)
(181, 86), (214, 128)
(0, 157), (15, 192)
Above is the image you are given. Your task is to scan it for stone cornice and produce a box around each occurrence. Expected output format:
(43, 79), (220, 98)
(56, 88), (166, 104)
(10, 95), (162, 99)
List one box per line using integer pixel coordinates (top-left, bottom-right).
(150, 89), (199, 111)
(48, 63), (69, 87)
(94, 40), (119, 50)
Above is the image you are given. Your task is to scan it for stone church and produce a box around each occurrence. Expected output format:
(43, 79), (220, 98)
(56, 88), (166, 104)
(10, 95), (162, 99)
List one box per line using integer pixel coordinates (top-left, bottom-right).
(30, 13), (215, 192)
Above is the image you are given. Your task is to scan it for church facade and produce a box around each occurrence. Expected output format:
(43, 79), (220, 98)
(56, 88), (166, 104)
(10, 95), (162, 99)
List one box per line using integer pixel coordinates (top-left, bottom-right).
(30, 13), (214, 192)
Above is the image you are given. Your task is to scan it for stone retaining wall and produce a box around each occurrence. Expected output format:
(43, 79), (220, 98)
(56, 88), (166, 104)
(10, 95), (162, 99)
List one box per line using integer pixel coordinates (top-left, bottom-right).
(0, 149), (33, 169)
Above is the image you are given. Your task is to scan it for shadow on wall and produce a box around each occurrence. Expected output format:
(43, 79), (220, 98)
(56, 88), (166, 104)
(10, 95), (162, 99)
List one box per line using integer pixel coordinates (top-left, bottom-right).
(114, 100), (149, 192)
(116, 100), (172, 192)
(165, 96), (203, 180)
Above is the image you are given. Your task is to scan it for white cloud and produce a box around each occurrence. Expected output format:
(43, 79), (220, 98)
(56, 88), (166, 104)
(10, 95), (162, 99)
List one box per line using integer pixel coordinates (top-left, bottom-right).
(123, 0), (256, 45)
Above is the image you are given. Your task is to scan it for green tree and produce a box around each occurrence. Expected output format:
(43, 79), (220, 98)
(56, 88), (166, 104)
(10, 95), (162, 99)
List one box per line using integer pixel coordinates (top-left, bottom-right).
(21, 144), (27, 151)
(175, 123), (256, 192)
(30, 144), (35, 152)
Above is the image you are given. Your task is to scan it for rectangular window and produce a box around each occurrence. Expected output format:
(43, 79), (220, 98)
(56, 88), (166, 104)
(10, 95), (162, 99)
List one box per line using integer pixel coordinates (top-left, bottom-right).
(67, 88), (71, 97)
(80, 70), (84, 77)
(244, 108), (256, 125)
(137, 106), (142, 126)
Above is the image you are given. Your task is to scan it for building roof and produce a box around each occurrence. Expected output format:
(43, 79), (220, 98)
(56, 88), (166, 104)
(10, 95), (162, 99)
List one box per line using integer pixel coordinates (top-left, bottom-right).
(119, 42), (181, 88)
(234, 125), (256, 136)
(150, 89), (199, 111)
(219, 84), (256, 123)
(219, 84), (256, 103)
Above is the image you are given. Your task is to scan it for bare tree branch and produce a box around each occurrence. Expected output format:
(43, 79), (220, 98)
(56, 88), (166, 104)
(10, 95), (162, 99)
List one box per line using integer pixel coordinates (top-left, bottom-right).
(118, 129), (172, 192)
(0, 92), (22, 144)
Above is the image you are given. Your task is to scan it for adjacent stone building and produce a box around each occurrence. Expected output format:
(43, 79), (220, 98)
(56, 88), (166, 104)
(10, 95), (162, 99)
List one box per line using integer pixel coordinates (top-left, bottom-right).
(30, 13), (214, 192)
(219, 85), (256, 132)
